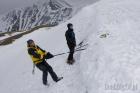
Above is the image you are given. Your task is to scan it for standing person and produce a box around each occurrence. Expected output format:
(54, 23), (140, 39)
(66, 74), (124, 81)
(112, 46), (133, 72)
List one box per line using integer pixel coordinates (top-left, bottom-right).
(27, 39), (63, 86)
(65, 23), (76, 64)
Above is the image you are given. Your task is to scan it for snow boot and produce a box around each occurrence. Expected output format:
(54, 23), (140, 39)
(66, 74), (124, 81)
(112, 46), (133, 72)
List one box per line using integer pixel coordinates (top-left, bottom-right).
(43, 82), (50, 86)
(67, 59), (75, 65)
(56, 77), (63, 82)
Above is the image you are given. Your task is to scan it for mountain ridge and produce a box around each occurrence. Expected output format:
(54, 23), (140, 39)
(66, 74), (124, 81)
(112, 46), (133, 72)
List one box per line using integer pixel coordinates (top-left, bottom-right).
(0, 0), (72, 32)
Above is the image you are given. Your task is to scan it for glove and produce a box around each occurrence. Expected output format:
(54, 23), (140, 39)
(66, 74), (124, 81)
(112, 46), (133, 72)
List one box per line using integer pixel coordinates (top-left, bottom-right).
(44, 52), (54, 59)
(48, 52), (54, 58)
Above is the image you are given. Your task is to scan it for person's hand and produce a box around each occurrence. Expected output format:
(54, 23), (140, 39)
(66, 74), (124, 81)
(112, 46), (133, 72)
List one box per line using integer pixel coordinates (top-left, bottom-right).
(44, 51), (47, 55)
(48, 52), (54, 58)
(45, 52), (54, 59)
(40, 54), (44, 59)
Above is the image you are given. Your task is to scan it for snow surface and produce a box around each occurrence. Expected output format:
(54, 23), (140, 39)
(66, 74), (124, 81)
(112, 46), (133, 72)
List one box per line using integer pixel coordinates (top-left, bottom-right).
(1, 0), (140, 93)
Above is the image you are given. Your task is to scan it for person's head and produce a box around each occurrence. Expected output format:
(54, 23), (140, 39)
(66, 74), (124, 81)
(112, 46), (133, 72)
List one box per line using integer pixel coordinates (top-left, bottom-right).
(67, 23), (73, 29)
(27, 39), (35, 47)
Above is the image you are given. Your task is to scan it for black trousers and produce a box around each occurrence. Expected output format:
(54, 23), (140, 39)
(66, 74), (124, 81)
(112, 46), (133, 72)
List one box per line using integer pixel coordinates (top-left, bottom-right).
(67, 43), (75, 60)
(36, 61), (58, 85)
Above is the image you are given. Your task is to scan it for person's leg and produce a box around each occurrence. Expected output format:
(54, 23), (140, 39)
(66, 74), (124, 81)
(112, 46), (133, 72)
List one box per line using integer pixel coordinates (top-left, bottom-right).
(42, 71), (48, 85)
(36, 62), (48, 85)
(44, 62), (58, 82)
(68, 45), (75, 61)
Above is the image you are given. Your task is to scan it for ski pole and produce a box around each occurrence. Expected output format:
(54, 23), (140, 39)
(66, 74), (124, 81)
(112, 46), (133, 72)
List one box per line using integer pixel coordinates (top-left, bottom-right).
(53, 53), (67, 56)
(32, 63), (35, 75)
(76, 43), (88, 50)
(53, 48), (87, 57)
(53, 43), (88, 57)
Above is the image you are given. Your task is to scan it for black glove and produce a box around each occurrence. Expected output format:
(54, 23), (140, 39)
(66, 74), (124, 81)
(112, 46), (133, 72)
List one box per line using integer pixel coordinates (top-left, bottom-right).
(44, 52), (54, 59)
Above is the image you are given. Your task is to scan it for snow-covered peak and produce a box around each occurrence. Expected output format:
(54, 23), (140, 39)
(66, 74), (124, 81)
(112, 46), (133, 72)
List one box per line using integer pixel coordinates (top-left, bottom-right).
(0, 0), (72, 32)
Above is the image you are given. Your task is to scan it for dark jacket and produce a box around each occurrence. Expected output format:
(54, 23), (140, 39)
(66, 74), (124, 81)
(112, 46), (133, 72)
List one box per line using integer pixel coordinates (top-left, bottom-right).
(65, 29), (76, 46)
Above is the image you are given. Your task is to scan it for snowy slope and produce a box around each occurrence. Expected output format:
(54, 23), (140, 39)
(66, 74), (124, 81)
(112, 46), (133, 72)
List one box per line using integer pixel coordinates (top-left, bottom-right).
(79, 0), (140, 93)
(1, 0), (140, 93)
(60, 0), (99, 13)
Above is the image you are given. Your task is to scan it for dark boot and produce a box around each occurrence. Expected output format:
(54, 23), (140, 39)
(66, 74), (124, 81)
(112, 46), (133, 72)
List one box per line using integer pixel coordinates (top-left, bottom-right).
(56, 77), (63, 82)
(67, 44), (75, 63)
(67, 59), (75, 65)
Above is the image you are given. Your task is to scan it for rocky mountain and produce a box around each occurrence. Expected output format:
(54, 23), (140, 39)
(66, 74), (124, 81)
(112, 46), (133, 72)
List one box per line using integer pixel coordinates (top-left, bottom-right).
(0, 0), (72, 32)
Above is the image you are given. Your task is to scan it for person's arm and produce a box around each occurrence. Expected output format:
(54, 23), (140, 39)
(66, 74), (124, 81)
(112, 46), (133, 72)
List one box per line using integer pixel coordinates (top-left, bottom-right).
(66, 31), (73, 42)
(28, 48), (41, 58)
(72, 32), (76, 46)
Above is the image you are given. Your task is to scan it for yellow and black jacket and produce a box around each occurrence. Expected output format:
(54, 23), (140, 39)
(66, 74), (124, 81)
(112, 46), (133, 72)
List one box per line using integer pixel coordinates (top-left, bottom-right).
(28, 45), (54, 64)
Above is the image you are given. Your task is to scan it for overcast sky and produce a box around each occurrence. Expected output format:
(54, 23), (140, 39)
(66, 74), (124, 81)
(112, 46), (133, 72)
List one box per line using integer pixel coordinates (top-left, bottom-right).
(0, 0), (39, 15)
